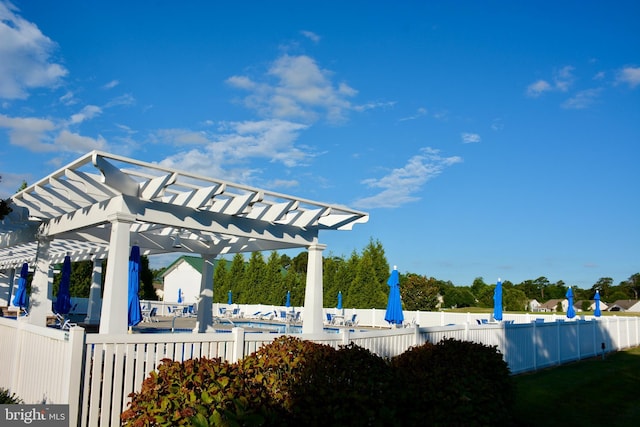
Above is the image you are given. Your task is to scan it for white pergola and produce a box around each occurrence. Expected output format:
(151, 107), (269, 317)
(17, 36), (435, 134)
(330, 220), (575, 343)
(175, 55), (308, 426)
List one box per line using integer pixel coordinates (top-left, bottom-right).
(0, 151), (368, 334)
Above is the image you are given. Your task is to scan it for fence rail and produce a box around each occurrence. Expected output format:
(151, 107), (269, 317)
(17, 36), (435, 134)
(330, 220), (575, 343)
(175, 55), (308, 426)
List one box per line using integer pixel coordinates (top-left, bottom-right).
(2, 313), (639, 427)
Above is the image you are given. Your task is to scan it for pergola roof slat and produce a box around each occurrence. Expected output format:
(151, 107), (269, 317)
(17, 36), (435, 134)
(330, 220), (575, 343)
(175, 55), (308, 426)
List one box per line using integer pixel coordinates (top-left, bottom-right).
(0, 150), (368, 269)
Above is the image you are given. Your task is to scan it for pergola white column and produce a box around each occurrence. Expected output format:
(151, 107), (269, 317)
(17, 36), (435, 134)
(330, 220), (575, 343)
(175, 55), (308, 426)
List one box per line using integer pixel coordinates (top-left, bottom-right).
(302, 243), (326, 334)
(28, 236), (53, 327)
(0, 268), (14, 307)
(99, 213), (135, 334)
(194, 254), (216, 333)
(84, 257), (103, 325)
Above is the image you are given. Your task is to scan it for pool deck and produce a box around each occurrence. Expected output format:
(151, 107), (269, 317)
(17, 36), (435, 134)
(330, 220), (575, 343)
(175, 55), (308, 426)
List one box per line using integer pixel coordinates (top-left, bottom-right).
(129, 315), (297, 333)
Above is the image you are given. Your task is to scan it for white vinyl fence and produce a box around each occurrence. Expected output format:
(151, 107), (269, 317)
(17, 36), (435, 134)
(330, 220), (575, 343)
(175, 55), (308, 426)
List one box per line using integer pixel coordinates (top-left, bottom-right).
(1, 313), (639, 427)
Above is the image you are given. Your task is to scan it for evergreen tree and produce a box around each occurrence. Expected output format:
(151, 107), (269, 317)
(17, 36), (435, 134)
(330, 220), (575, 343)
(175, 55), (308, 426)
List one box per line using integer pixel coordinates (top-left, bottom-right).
(350, 252), (387, 309)
(227, 253), (245, 302)
(264, 251), (285, 305)
(139, 256), (157, 300)
(241, 252), (266, 304)
(322, 255), (344, 307)
(213, 258), (229, 303)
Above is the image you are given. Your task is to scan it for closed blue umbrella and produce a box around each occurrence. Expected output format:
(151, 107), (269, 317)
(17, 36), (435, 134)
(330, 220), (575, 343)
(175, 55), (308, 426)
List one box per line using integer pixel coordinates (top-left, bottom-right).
(54, 255), (72, 314)
(227, 290), (233, 305)
(127, 245), (142, 328)
(337, 291), (343, 310)
(594, 290), (602, 317)
(566, 286), (576, 319)
(12, 263), (29, 313)
(285, 290), (291, 307)
(493, 278), (503, 321)
(177, 288), (183, 303)
(384, 266), (404, 326)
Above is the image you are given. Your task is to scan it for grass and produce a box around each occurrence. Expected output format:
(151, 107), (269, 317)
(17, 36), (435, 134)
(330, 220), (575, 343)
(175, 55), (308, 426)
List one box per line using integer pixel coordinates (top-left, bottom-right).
(512, 346), (640, 426)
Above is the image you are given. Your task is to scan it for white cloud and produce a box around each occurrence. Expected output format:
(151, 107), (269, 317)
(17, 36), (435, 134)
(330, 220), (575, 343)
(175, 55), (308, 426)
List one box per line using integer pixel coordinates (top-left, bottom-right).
(226, 54), (357, 123)
(554, 66), (574, 91)
(398, 107), (428, 121)
(353, 147), (462, 209)
(300, 30), (320, 43)
(69, 105), (102, 125)
(55, 130), (107, 152)
(526, 66), (574, 97)
(0, 113), (55, 151)
(103, 80), (119, 89)
(156, 119), (311, 183)
(0, 1), (67, 99)
(561, 88), (602, 109)
(267, 178), (299, 189)
(616, 66), (640, 88)
(104, 93), (135, 108)
(526, 80), (552, 97)
(461, 132), (481, 143)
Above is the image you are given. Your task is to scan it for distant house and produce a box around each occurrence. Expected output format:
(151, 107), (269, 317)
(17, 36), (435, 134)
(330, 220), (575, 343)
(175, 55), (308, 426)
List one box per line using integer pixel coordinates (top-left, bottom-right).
(162, 256), (228, 304)
(576, 299), (609, 312)
(607, 300), (640, 312)
(528, 299), (541, 312)
(538, 299), (564, 312)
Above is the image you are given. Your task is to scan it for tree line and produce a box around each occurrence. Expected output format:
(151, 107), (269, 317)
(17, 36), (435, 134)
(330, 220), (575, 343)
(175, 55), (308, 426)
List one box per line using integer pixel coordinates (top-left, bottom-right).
(19, 237), (640, 313)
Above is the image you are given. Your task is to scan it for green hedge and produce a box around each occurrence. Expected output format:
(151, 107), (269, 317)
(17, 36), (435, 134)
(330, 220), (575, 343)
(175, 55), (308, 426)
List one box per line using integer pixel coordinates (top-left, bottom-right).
(122, 337), (514, 426)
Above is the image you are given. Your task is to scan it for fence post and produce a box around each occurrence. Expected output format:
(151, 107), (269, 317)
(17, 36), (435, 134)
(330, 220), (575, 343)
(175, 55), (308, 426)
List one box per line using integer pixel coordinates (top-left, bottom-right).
(341, 329), (350, 346)
(65, 326), (86, 427)
(532, 321), (537, 371)
(231, 327), (245, 363)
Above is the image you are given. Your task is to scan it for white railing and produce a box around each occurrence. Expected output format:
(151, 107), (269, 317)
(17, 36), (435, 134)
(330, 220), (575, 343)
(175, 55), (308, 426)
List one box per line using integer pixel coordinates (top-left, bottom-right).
(2, 313), (639, 427)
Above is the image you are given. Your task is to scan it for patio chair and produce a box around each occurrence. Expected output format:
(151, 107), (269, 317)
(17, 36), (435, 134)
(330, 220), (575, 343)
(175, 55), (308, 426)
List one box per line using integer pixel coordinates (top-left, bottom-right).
(54, 312), (77, 330)
(345, 314), (358, 327)
(260, 311), (275, 320)
(325, 313), (334, 325)
(142, 307), (158, 322)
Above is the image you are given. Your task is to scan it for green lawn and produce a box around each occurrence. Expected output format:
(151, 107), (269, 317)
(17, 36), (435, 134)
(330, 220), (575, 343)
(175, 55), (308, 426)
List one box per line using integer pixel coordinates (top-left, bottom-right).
(512, 346), (640, 426)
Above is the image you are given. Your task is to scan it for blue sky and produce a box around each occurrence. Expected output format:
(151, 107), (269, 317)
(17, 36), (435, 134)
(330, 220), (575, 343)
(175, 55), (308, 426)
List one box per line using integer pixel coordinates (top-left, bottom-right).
(1, 1), (638, 288)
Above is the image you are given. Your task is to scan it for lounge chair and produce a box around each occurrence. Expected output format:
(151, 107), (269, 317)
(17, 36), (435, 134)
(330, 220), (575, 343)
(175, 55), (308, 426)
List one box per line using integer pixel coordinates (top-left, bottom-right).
(325, 313), (334, 325)
(345, 314), (358, 327)
(143, 307), (158, 322)
(54, 312), (77, 330)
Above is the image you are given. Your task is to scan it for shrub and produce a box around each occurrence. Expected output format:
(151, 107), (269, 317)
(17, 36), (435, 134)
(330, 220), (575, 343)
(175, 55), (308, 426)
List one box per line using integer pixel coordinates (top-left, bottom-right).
(121, 357), (276, 426)
(391, 338), (515, 427)
(239, 336), (335, 416)
(289, 342), (395, 426)
(0, 387), (22, 404)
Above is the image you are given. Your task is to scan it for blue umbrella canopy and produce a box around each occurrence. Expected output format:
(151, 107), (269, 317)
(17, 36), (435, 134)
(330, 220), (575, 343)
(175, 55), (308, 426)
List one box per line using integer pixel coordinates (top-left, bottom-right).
(127, 245), (143, 328)
(594, 290), (602, 317)
(285, 290), (291, 307)
(54, 255), (72, 315)
(566, 286), (576, 319)
(337, 291), (343, 310)
(384, 266), (404, 325)
(12, 262), (29, 310)
(177, 288), (183, 303)
(227, 290), (233, 305)
(493, 278), (503, 321)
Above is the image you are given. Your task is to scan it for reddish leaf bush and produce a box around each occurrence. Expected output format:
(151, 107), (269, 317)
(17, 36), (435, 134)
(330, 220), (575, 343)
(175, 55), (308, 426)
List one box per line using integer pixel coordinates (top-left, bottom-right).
(121, 357), (276, 426)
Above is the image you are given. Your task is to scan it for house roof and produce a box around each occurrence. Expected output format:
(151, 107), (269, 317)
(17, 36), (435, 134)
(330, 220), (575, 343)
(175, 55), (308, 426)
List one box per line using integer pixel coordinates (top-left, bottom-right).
(161, 255), (230, 277)
(539, 299), (564, 309)
(0, 151), (369, 269)
(608, 300), (640, 310)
